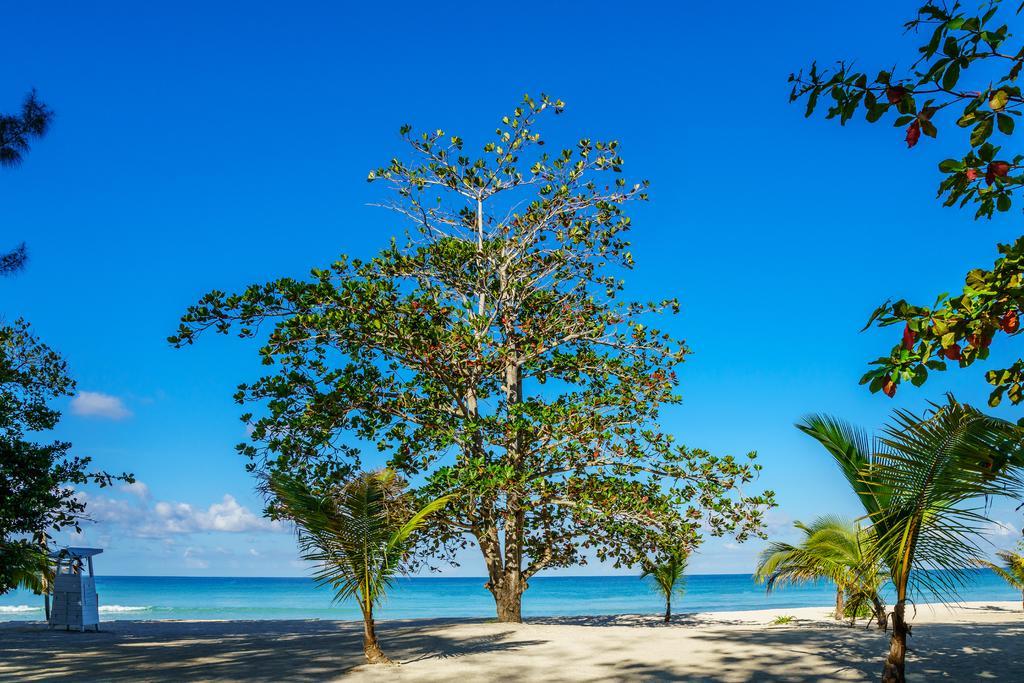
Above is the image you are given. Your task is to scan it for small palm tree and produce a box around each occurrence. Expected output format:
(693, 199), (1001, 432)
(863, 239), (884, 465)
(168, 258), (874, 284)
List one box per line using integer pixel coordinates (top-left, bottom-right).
(974, 542), (1024, 611)
(270, 470), (451, 664)
(2, 539), (54, 619)
(799, 398), (1023, 683)
(755, 516), (886, 628)
(641, 548), (687, 623)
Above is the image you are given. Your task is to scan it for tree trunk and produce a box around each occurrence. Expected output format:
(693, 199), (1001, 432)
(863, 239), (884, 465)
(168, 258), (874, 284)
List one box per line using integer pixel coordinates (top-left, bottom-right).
(664, 596), (671, 624)
(880, 601), (908, 683)
(489, 574), (526, 623)
(44, 592), (50, 622)
(1021, 589), (1023, 613)
(361, 609), (391, 665)
(872, 597), (887, 631)
(834, 586), (844, 620)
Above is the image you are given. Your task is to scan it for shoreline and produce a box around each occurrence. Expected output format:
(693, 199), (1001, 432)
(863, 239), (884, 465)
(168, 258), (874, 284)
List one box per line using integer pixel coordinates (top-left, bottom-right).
(2, 599), (1017, 625)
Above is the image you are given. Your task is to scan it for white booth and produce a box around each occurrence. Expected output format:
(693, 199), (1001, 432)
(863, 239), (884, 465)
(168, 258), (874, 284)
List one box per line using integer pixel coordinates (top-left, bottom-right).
(49, 547), (102, 632)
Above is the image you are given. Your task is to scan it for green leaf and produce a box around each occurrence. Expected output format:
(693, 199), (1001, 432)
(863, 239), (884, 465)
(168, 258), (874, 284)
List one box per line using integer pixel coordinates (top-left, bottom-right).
(971, 118), (994, 147)
(942, 62), (961, 91)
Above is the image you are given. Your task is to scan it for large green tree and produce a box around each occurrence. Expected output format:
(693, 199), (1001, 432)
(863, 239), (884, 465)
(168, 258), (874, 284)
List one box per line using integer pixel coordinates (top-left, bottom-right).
(172, 95), (774, 622)
(790, 0), (1024, 406)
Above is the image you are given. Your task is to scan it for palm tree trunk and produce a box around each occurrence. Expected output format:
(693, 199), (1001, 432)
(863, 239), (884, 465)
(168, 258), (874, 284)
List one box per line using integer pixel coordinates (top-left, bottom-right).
(361, 606), (391, 664)
(664, 595), (671, 624)
(872, 596), (887, 631)
(834, 586), (844, 620)
(881, 601), (908, 683)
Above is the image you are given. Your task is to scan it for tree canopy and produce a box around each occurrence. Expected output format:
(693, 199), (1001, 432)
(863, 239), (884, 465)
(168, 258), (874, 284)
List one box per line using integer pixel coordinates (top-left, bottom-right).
(172, 94), (774, 621)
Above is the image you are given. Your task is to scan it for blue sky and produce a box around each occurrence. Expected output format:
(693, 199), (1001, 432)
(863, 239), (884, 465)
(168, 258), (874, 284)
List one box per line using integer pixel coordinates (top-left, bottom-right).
(3, 0), (1022, 577)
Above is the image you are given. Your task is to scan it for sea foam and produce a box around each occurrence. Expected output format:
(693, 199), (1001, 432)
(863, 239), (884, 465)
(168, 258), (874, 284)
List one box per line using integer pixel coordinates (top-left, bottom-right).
(0, 605), (40, 613)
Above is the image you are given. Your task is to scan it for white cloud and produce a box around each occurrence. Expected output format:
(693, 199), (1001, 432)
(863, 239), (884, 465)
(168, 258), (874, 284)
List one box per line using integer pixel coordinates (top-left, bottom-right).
(71, 391), (132, 420)
(120, 481), (151, 500)
(79, 490), (283, 538)
(986, 520), (1019, 538)
(154, 495), (279, 534)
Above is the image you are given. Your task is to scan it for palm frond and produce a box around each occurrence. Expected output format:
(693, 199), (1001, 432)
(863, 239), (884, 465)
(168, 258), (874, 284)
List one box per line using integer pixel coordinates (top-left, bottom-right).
(754, 516), (873, 595)
(800, 398), (1024, 607)
(270, 470), (452, 612)
(641, 549), (688, 599)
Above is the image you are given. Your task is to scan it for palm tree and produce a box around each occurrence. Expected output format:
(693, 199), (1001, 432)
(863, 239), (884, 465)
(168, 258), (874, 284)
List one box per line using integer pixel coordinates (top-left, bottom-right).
(270, 470), (451, 664)
(974, 543), (1024, 611)
(2, 539), (54, 619)
(798, 398), (1023, 683)
(641, 548), (687, 623)
(755, 516), (886, 628)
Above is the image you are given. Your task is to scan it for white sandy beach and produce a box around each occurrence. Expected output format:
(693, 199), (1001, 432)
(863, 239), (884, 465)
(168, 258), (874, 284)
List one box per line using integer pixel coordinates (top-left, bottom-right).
(2, 601), (1021, 681)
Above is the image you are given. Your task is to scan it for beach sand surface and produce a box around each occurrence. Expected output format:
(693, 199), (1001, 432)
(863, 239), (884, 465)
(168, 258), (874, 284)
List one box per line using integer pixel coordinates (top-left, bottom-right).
(2, 602), (1021, 681)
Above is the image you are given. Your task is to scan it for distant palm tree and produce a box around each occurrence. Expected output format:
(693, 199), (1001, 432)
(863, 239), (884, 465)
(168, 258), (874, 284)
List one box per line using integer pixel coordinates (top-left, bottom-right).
(755, 516), (886, 628)
(641, 548), (687, 623)
(798, 398), (1023, 683)
(974, 543), (1024, 611)
(270, 470), (451, 664)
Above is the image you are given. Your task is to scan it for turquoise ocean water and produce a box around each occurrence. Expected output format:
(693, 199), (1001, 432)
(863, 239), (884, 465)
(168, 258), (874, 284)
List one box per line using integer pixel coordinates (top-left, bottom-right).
(1, 571), (1018, 622)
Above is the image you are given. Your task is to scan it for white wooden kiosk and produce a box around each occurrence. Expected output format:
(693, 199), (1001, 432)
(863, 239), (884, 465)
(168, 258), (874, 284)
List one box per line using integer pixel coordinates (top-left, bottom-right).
(49, 547), (102, 632)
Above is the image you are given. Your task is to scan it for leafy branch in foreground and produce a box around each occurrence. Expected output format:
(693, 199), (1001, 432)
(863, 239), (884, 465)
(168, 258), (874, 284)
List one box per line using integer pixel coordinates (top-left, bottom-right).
(790, 1), (1024, 404)
(861, 237), (1024, 407)
(0, 88), (51, 169)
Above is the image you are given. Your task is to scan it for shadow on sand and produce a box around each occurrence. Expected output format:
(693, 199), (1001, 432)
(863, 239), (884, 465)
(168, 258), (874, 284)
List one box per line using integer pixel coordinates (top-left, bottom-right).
(2, 614), (1022, 681)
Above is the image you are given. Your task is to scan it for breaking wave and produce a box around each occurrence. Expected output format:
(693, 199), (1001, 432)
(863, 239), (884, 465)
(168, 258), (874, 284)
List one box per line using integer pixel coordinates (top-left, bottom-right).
(0, 605), (40, 613)
(99, 605), (152, 613)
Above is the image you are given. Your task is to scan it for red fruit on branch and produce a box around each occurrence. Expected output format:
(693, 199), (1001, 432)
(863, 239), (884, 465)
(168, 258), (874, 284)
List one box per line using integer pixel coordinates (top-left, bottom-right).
(886, 86), (906, 104)
(965, 168), (979, 181)
(1001, 310), (1020, 333)
(944, 343), (962, 361)
(901, 325), (916, 350)
(985, 161), (1011, 185)
(882, 379), (897, 398)
(905, 121), (921, 148)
